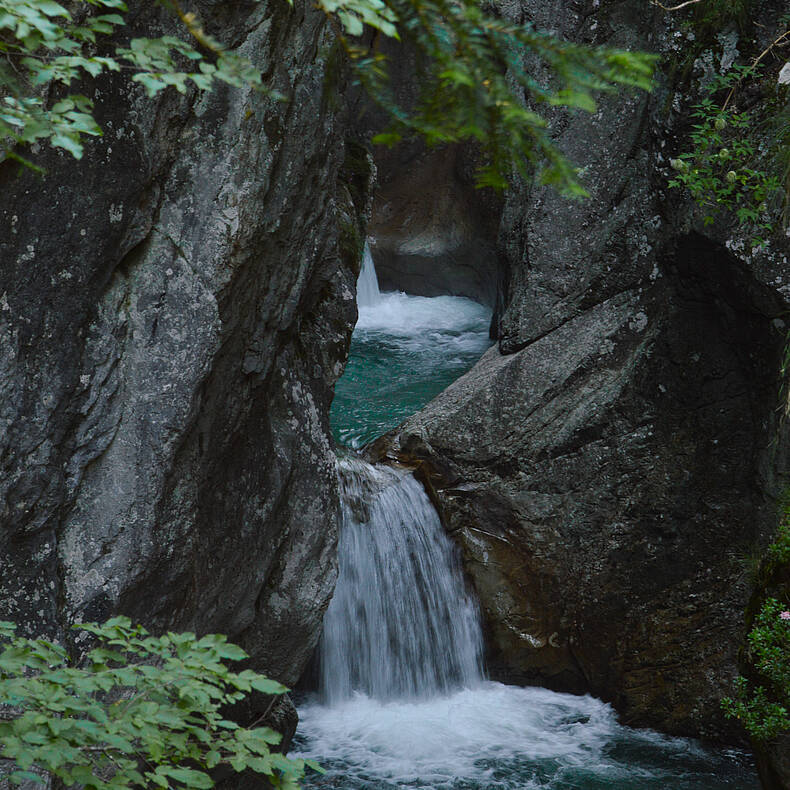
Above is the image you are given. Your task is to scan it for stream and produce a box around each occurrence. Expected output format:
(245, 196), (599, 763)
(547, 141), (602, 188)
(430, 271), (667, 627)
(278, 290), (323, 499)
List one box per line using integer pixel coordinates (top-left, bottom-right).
(330, 245), (493, 449)
(292, 244), (759, 789)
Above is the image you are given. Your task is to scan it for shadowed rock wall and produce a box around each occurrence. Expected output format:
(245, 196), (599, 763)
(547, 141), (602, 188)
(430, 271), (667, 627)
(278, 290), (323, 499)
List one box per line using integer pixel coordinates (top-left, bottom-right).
(0, 0), (363, 698)
(368, 145), (502, 309)
(375, 0), (790, 742)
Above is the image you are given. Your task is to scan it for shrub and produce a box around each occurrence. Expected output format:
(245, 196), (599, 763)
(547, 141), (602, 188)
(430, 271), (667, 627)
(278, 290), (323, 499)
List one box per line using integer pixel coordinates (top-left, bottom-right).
(722, 597), (790, 741)
(0, 617), (319, 788)
(723, 519), (790, 741)
(668, 66), (782, 247)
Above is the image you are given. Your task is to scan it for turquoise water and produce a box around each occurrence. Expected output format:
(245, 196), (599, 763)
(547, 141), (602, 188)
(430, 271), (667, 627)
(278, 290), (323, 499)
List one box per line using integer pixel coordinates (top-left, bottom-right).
(331, 291), (492, 448)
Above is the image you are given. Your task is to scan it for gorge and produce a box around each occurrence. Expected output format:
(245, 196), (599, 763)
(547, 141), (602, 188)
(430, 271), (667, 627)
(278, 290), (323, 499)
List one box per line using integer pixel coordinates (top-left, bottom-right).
(1, 0), (790, 786)
(292, 251), (761, 788)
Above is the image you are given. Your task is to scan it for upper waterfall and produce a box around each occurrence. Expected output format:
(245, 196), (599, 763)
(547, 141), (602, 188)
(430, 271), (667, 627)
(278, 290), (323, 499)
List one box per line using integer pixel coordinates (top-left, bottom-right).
(332, 244), (493, 449)
(356, 241), (381, 309)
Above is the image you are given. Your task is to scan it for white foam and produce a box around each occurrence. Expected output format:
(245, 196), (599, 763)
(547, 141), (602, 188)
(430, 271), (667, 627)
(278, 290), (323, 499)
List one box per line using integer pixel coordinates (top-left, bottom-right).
(356, 292), (490, 336)
(294, 683), (744, 789)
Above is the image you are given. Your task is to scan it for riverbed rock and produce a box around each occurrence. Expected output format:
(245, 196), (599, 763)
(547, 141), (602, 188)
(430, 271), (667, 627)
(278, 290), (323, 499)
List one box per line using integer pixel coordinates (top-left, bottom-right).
(756, 734), (790, 790)
(0, 0), (362, 703)
(378, 0), (790, 743)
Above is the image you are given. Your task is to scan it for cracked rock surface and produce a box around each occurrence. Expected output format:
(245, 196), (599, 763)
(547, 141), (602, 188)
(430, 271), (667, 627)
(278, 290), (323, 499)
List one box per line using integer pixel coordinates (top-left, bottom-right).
(378, 0), (790, 743)
(0, 0), (361, 701)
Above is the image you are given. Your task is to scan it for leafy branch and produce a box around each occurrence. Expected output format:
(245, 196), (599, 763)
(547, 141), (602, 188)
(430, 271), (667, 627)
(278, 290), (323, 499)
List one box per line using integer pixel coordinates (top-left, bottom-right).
(723, 596), (790, 741)
(723, 516), (790, 742)
(0, 0), (276, 165)
(0, 0), (655, 192)
(0, 617), (321, 789)
(328, 0), (655, 192)
(668, 65), (784, 247)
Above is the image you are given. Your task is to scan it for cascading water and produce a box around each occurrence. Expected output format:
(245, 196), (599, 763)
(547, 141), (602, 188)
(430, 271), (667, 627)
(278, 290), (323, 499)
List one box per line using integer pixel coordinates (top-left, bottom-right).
(356, 241), (381, 308)
(318, 458), (483, 704)
(331, 241), (493, 449)
(293, 242), (759, 789)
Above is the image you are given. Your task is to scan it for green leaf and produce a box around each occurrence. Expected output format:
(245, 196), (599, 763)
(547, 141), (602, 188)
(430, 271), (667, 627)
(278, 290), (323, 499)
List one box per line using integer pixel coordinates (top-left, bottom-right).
(305, 757), (326, 774)
(132, 73), (166, 97)
(238, 672), (288, 695)
(156, 766), (214, 788)
(36, 1), (69, 17)
(215, 643), (248, 662)
(9, 771), (46, 786)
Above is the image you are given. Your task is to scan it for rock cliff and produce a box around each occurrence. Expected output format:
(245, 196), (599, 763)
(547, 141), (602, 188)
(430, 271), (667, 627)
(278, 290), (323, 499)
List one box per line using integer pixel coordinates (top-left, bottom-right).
(374, 0), (790, 742)
(0, 0), (363, 713)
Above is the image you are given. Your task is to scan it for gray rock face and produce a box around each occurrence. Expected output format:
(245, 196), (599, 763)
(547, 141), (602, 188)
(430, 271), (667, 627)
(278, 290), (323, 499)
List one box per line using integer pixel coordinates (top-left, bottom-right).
(375, 0), (790, 741)
(0, 0), (363, 698)
(388, 239), (789, 738)
(369, 145), (502, 309)
(757, 733), (790, 790)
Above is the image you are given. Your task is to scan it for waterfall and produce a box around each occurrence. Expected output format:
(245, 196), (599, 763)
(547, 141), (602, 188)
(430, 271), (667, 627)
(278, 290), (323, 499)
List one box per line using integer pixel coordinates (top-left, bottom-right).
(356, 241), (381, 308)
(293, 241), (758, 790)
(317, 458), (484, 703)
(320, 241), (484, 702)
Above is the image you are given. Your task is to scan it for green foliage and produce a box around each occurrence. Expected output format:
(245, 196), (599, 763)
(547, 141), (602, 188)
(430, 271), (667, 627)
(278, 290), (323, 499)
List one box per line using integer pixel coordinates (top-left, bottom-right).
(767, 514), (790, 568)
(687, 0), (755, 39)
(0, 0), (655, 192)
(770, 95), (790, 229)
(0, 617), (321, 789)
(722, 597), (790, 741)
(723, 516), (790, 741)
(321, 0), (397, 40)
(668, 65), (782, 247)
(0, 0), (275, 165)
(341, 0), (655, 194)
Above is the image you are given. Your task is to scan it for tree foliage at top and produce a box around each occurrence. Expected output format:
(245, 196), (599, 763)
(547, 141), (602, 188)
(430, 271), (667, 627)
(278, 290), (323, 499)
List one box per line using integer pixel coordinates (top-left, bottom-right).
(0, 0), (655, 190)
(0, 0), (269, 167)
(340, 0), (655, 192)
